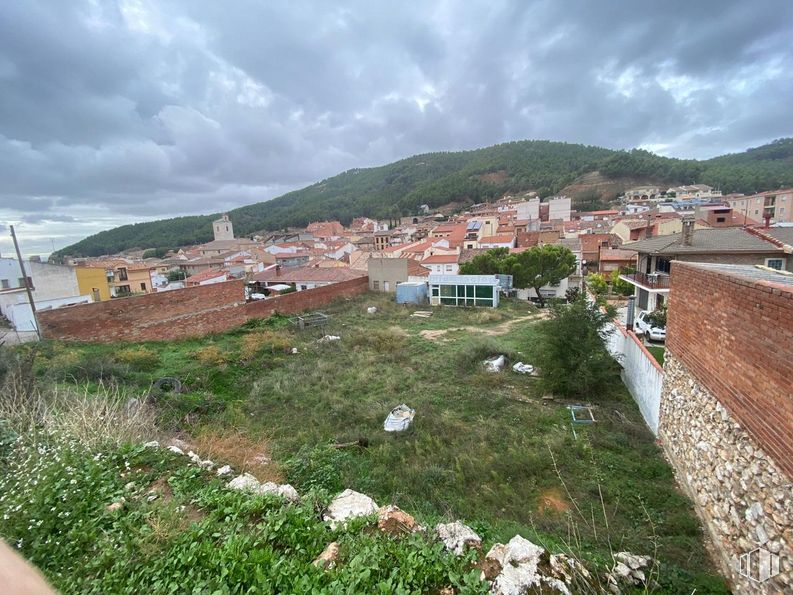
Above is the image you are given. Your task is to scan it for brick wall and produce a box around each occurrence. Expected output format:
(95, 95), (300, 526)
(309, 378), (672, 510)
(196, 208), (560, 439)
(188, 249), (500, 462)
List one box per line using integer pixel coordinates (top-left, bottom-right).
(665, 262), (793, 478)
(39, 276), (369, 343)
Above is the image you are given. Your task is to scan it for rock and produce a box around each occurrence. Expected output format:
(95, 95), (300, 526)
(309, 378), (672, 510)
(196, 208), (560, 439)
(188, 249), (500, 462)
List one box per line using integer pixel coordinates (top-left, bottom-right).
(438, 587), (456, 595)
(143, 440), (160, 448)
(257, 482), (300, 503)
(106, 498), (125, 512)
(476, 556), (502, 581)
(124, 482), (136, 491)
(216, 465), (233, 476)
(227, 473), (261, 492)
(377, 505), (418, 536)
(313, 542), (340, 569)
(435, 521), (481, 555)
(290, 347), (298, 354)
(199, 459), (214, 470)
(367, 306), (378, 314)
(186, 450), (202, 464)
(167, 445), (184, 455)
(168, 438), (190, 451)
(614, 552), (650, 571)
(483, 355), (506, 372)
(324, 489), (378, 529)
(745, 501), (763, 522)
(549, 554), (591, 582)
(317, 335), (341, 343)
(486, 536), (548, 595)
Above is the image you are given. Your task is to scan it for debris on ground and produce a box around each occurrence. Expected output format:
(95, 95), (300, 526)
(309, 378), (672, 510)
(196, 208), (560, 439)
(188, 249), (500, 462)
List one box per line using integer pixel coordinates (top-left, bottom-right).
(317, 335), (341, 343)
(512, 362), (534, 374)
(483, 355), (506, 372)
(568, 405), (596, 424)
(323, 489), (378, 529)
(290, 347), (299, 354)
(384, 404), (415, 432)
(435, 521), (481, 555)
(411, 310), (433, 318)
(367, 306), (378, 314)
(313, 542), (340, 569)
(377, 505), (420, 536)
(152, 376), (182, 394)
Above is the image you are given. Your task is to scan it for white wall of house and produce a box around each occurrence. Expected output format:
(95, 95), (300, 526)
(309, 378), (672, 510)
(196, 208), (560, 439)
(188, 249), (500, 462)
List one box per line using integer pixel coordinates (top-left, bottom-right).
(515, 199), (540, 221)
(0, 291), (91, 332)
(424, 262), (459, 275)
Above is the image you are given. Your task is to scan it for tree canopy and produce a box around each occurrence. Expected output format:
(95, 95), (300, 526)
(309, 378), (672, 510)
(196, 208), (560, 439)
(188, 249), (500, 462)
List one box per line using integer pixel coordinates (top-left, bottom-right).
(55, 138), (793, 257)
(460, 245), (576, 306)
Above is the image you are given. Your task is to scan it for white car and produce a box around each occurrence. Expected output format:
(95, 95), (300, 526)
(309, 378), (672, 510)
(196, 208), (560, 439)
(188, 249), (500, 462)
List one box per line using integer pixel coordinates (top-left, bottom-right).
(634, 311), (666, 342)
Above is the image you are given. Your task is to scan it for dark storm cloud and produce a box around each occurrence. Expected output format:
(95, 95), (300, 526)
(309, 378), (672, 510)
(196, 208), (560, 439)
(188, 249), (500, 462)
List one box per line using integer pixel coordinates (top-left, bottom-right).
(1, 0), (792, 254)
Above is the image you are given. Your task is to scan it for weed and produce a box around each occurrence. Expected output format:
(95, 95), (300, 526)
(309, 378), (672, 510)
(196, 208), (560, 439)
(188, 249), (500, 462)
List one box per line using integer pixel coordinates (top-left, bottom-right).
(193, 345), (227, 366)
(239, 330), (292, 360)
(115, 346), (160, 371)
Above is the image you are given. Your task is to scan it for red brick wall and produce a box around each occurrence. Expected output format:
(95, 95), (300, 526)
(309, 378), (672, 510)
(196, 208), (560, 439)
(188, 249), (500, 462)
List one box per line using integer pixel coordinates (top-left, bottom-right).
(39, 276), (369, 343)
(666, 262), (793, 478)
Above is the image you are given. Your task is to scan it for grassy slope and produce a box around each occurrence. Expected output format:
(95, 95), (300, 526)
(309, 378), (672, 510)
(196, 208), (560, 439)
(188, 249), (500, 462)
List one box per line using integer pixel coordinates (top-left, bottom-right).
(54, 138), (793, 257)
(22, 294), (726, 592)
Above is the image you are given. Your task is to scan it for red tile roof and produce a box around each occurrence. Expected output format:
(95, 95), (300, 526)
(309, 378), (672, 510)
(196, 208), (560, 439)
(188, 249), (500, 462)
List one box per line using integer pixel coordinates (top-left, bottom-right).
(421, 254), (459, 264)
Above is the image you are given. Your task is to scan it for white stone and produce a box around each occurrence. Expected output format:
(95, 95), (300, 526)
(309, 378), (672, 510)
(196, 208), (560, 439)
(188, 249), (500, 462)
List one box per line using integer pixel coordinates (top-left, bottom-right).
(367, 307), (377, 314)
(167, 445), (184, 455)
(323, 489), (378, 529)
(614, 552), (651, 570)
(486, 536), (546, 595)
(143, 441), (160, 448)
(435, 521), (482, 555)
(187, 450), (202, 464)
(199, 459), (214, 470)
(277, 484), (300, 502)
(216, 465), (233, 476)
(227, 473), (261, 492)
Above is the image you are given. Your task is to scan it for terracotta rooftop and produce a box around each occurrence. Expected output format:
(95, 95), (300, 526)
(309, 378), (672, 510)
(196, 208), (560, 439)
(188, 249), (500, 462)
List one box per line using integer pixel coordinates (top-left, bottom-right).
(421, 254), (459, 264)
(253, 266), (366, 283)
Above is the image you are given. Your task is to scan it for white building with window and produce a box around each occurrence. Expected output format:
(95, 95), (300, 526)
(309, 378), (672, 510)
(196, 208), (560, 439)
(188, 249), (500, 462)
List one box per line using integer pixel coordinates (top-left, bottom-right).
(428, 274), (500, 308)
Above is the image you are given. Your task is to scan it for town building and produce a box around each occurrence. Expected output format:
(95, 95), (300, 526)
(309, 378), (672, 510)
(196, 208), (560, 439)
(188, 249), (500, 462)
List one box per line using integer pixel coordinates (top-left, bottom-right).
(428, 274), (501, 308)
(367, 257), (429, 292)
(725, 188), (793, 224)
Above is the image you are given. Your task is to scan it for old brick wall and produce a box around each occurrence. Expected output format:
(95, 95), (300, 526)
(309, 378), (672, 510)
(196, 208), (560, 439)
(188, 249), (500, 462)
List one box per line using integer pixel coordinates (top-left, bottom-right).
(39, 276), (369, 343)
(665, 262), (793, 478)
(659, 262), (793, 590)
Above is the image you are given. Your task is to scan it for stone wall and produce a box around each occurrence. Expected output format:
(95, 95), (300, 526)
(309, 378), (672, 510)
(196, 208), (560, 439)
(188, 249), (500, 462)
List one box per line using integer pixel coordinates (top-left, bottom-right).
(660, 355), (792, 592)
(660, 261), (793, 592)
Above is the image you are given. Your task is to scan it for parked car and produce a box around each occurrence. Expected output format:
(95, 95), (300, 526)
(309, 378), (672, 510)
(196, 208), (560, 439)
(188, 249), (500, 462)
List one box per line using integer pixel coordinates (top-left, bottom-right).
(634, 311), (666, 342)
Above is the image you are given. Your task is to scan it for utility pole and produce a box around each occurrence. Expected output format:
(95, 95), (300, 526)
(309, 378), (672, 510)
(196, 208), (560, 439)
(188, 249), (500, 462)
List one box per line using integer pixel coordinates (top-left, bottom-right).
(10, 225), (41, 340)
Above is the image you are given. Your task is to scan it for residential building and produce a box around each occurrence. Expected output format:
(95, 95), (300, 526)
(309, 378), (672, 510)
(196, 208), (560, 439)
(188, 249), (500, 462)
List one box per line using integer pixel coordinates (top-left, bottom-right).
(421, 253), (460, 275)
(306, 220), (345, 240)
(107, 262), (155, 296)
(185, 270), (229, 287)
(666, 184), (722, 200)
(373, 230), (393, 250)
(598, 248), (638, 274)
(428, 274), (501, 308)
(0, 258), (90, 332)
(547, 196), (572, 222)
(725, 188), (793, 224)
(252, 265), (366, 291)
(695, 204), (757, 228)
(75, 266), (112, 301)
(620, 220), (789, 312)
(367, 257), (429, 292)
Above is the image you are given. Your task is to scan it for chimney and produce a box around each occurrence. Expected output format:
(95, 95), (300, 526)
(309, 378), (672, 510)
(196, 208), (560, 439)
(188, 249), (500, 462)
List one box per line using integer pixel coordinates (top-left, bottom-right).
(763, 213), (772, 229)
(681, 216), (695, 246)
(275, 265), (281, 277)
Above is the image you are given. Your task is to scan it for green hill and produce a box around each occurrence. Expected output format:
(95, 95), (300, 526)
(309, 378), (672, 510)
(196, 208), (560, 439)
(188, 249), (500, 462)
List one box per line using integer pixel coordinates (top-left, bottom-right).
(56, 138), (793, 257)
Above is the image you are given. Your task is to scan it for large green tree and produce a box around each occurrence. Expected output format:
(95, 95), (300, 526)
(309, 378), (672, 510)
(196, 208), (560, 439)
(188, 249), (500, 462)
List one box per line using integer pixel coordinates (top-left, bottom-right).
(461, 245), (576, 307)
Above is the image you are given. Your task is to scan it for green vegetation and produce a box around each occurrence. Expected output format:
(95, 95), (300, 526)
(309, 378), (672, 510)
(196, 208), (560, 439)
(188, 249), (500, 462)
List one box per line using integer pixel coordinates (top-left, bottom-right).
(647, 345), (666, 366)
(55, 138), (793, 257)
(1, 294), (727, 592)
(586, 273), (609, 295)
(459, 245), (576, 306)
(530, 295), (620, 399)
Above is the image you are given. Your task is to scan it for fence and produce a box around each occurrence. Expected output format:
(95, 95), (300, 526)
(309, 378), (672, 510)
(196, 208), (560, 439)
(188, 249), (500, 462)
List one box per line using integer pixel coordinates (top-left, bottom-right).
(38, 277), (368, 343)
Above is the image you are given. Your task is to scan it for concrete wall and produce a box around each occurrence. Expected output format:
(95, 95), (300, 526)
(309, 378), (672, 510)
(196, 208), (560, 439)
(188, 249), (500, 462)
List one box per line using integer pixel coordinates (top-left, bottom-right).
(367, 258), (408, 292)
(38, 276), (369, 343)
(658, 262), (793, 591)
(604, 320), (662, 435)
(0, 258), (80, 302)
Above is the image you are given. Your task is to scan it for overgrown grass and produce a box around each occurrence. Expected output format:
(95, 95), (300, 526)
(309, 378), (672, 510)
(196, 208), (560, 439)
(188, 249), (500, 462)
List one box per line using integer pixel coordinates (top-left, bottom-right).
(9, 292), (727, 592)
(647, 345), (665, 366)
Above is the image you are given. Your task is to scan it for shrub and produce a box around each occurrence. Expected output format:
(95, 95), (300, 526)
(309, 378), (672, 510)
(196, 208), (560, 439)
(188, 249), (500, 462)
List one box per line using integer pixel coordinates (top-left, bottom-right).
(193, 345), (227, 366)
(647, 306), (668, 329)
(586, 273), (608, 295)
(454, 336), (515, 372)
(115, 346), (160, 371)
(530, 295), (619, 399)
(610, 269), (634, 297)
(284, 445), (350, 493)
(48, 352), (130, 383)
(240, 330), (292, 360)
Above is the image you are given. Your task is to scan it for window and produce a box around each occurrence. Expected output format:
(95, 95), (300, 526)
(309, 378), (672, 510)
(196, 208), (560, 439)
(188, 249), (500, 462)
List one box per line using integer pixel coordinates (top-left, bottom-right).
(373, 280), (380, 290)
(0, 279), (7, 289)
(431, 285), (439, 297)
(18, 276), (33, 289)
(383, 281), (390, 291)
(140, 282), (147, 291)
(118, 267), (128, 281)
(765, 258), (784, 270)
(300, 284), (308, 290)
(716, 217), (726, 223)
(445, 264), (454, 272)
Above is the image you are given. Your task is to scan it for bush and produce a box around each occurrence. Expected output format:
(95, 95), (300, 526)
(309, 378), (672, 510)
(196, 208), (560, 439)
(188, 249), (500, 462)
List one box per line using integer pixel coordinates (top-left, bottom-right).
(586, 273), (608, 295)
(193, 345), (227, 366)
(610, 269), (634, 297)
(240, 330), (292, 360)
(115, 346), (160, 371)
(284, 445), (349, 493)
(48, 352), (131, 383)
(454, 336), (515, 372)
(530, 295), (619, 399)
(647, 306), (668, 329)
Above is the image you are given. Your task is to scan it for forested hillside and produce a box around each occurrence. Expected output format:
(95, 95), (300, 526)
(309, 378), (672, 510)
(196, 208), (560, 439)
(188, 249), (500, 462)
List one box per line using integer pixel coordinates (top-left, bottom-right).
(56, 138), (793, 257)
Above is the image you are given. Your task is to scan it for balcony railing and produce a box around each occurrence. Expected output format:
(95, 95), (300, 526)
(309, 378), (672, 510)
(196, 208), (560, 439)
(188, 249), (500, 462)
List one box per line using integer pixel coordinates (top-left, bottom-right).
(620, 271), (671, 290)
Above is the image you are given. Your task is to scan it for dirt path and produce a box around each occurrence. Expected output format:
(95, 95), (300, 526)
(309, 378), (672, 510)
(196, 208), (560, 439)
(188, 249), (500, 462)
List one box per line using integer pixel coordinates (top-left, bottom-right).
(418, 311), (550, 341)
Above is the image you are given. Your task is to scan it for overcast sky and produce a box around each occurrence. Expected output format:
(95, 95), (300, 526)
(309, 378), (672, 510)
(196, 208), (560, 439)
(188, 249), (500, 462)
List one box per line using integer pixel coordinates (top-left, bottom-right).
(1, 0), (792, 255)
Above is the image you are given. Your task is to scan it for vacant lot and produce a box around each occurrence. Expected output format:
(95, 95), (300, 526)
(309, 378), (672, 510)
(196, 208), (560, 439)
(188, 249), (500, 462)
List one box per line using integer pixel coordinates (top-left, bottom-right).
(26, 292), (725, 591)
